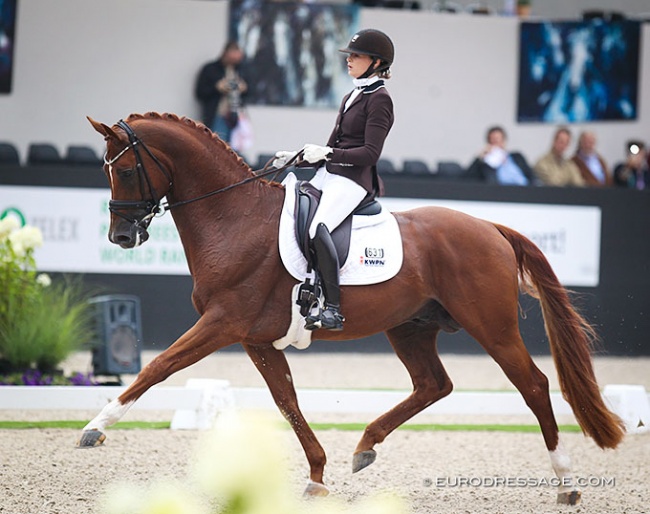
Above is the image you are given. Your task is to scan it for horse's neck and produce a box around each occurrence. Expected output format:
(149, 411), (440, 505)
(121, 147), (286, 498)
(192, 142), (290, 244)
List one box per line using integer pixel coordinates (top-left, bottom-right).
(167, 164), (283, 278)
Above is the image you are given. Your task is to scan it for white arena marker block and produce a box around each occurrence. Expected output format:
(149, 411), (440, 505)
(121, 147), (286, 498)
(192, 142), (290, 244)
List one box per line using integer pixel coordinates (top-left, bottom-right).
(171, 379), (234, 430)
(603, 384), (650, 434)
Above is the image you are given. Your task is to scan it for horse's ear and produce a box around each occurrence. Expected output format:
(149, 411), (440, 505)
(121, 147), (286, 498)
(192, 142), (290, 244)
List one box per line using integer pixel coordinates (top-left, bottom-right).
(87, 116), (119, 140)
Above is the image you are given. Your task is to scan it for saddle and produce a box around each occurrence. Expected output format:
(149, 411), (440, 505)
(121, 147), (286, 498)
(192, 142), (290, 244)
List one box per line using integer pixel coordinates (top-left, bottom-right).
(293, 180), (381, 317)
(294, 180), (382, 270)
(278, 172), (403, 295)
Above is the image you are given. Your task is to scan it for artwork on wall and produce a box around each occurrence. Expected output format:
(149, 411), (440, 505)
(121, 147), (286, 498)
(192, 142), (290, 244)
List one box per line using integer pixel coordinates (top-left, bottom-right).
(517, 20), (640, 123)
(0, 0), (18, 94)
(229, 0), (360, 108)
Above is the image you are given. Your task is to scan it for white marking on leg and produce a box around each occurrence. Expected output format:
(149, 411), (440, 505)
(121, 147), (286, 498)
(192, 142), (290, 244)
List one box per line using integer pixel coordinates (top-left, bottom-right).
(83, 399), (134, 432)
(549, 438), (576, 494)
(272, 284), (313, 351)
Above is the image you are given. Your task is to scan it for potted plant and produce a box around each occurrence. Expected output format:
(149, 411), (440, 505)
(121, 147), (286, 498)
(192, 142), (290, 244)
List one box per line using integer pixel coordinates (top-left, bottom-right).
(0, 216), (96, 385)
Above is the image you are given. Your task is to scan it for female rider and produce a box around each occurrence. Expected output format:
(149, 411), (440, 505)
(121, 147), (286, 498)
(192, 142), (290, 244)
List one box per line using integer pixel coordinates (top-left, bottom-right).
(274, 29), (395, 331)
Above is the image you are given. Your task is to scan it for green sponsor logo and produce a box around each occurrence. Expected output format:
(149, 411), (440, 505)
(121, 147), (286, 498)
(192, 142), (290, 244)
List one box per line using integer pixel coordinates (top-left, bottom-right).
(0, 207), (26, 226)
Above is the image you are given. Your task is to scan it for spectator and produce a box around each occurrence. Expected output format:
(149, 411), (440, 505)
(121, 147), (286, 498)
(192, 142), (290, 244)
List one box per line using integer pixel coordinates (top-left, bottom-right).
(571, 131), (613, 186)
(533, 127), (585, 187)
(195, 41), (248, 145)
(613, 141), (649, 190)
(467, 126), (537, 185)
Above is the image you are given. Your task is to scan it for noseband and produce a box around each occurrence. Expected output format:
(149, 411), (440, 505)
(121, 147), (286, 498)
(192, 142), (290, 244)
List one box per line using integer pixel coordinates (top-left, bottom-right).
(105, 120), (172, 229)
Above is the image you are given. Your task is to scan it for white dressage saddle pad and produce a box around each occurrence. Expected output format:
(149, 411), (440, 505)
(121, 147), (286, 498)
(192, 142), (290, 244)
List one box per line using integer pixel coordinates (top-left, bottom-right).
(278, 173), (403, 285)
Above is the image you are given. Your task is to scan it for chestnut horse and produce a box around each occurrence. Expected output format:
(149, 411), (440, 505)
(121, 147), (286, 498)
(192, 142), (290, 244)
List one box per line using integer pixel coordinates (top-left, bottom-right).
(82, 112), (624, 505)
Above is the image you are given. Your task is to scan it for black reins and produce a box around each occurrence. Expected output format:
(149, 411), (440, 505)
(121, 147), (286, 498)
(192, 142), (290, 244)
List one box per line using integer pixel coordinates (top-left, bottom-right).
(164, 151), (303, 212)
(105, 119), (302, 227)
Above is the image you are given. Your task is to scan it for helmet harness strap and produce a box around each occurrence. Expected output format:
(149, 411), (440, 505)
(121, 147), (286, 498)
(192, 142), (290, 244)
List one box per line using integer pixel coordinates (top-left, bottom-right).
(359, 58), (379, 79)
(359, 57), (390, 79)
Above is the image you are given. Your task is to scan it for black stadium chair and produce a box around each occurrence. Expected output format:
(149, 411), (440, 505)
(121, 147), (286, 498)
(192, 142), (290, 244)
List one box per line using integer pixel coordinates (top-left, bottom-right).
(255, 153), (275, 170)
(377, 158), (398, 175)
(402, 159), (431, 175)
(0, 142), (21, 165)
(27, 143), (63, 165)
(65, 145), (102, 166)
(435, 160), (467, 181)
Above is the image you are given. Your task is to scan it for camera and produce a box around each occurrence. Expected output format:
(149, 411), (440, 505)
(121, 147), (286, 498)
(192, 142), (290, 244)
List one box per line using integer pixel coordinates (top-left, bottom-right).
(627, 140), (643, 155)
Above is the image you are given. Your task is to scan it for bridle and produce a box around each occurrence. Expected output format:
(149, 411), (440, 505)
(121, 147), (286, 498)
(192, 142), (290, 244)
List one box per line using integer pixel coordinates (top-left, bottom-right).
(104, 120), (302, 230)
(105, 120), (172, 230)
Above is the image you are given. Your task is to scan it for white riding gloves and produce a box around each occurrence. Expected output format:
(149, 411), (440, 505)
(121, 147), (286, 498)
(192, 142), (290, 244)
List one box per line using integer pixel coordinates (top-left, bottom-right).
(272, 150), (297, 169)
(303, 144), (333, 164)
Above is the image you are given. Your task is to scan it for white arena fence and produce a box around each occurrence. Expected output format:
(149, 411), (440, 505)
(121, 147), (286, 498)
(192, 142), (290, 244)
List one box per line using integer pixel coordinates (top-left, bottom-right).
(0, 379), (647, 434)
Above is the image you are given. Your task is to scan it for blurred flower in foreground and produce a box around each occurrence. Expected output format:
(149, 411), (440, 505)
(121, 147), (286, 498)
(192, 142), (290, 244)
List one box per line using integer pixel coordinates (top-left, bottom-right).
(8, 225), (43, 258)
(36, 273), (51, 287)
(101, 481), (204, 514)
(192, 411), (299, 514)
(0, 216), (20, 239)
(100, 411), (408, 514)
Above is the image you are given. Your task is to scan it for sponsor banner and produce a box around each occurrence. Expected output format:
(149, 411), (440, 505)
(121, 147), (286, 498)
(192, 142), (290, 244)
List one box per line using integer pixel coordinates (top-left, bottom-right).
(381, 197), (600, 287)
(0, 186), (189, 275)
(0, 186), (600, 286)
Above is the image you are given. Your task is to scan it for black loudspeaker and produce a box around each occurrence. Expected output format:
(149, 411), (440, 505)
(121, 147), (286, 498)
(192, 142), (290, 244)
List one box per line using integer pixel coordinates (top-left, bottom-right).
(89, 295), (143, 376)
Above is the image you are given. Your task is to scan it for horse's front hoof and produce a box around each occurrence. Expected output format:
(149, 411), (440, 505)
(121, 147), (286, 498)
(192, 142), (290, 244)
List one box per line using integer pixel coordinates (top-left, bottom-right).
(303, 480), (329, 497)
(557, 490), (581, 505)
(352, 449), (377, 473)
(76, 429), (106, 448)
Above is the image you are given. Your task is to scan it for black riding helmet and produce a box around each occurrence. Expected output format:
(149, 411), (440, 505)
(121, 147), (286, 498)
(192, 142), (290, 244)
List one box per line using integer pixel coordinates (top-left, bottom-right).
(339, 29), (394, 78)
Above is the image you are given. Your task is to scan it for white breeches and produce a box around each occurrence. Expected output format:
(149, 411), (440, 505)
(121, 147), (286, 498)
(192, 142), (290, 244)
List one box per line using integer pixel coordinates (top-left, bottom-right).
(308, 166), (367, 239)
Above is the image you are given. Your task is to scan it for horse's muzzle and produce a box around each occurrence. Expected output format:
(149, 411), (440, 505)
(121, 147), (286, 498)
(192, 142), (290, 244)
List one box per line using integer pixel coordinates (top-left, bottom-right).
(109, 222), (150, 249)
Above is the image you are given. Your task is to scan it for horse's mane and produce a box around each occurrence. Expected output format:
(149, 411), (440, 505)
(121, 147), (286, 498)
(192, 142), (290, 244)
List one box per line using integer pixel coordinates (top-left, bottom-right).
(125, 112), (283, 189)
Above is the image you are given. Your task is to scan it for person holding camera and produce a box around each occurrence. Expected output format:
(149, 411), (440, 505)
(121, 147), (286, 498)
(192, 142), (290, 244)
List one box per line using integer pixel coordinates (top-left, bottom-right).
(195, 41), (248, 144)
(613, 141), (648, 190)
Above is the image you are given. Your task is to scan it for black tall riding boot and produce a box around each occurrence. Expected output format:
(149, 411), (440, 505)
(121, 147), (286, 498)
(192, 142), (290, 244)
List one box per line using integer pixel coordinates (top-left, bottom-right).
(305, 223), (345, 331)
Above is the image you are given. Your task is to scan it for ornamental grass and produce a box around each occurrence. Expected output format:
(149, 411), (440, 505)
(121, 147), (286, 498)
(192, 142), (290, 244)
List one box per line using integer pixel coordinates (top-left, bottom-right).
(0, 216), (95, 382)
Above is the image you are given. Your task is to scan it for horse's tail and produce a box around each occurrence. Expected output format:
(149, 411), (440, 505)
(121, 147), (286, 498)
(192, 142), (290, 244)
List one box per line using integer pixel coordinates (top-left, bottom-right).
(493, 223), (625, 449)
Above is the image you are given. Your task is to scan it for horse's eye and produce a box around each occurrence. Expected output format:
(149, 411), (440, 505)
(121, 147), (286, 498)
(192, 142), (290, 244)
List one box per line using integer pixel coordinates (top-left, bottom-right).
(118, 168), (135, 178)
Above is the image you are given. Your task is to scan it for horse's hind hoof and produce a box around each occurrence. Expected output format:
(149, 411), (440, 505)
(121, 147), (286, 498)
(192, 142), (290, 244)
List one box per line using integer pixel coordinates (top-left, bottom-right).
(557, 490), (581, 505)
(352, 449), (377, 473)
(76, 429), (106, 448)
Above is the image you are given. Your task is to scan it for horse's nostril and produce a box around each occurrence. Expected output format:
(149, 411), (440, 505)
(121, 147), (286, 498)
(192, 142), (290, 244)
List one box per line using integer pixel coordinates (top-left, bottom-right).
(110, 232), (134, 248)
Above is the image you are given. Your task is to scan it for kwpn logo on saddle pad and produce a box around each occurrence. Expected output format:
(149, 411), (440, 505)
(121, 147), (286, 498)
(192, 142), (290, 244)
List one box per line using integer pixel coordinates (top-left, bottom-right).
(361, 247), (385, 266)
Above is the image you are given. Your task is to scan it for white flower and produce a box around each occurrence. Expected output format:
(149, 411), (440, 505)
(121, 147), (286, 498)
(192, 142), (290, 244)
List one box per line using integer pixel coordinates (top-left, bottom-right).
(36, 273), (51, 287)
(192, 411), (298, 513)
(8, 225), (43, 256)
(101, 481), (207, 514)
(0, 216), (20, 240)
(138, 482), (206, 514)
